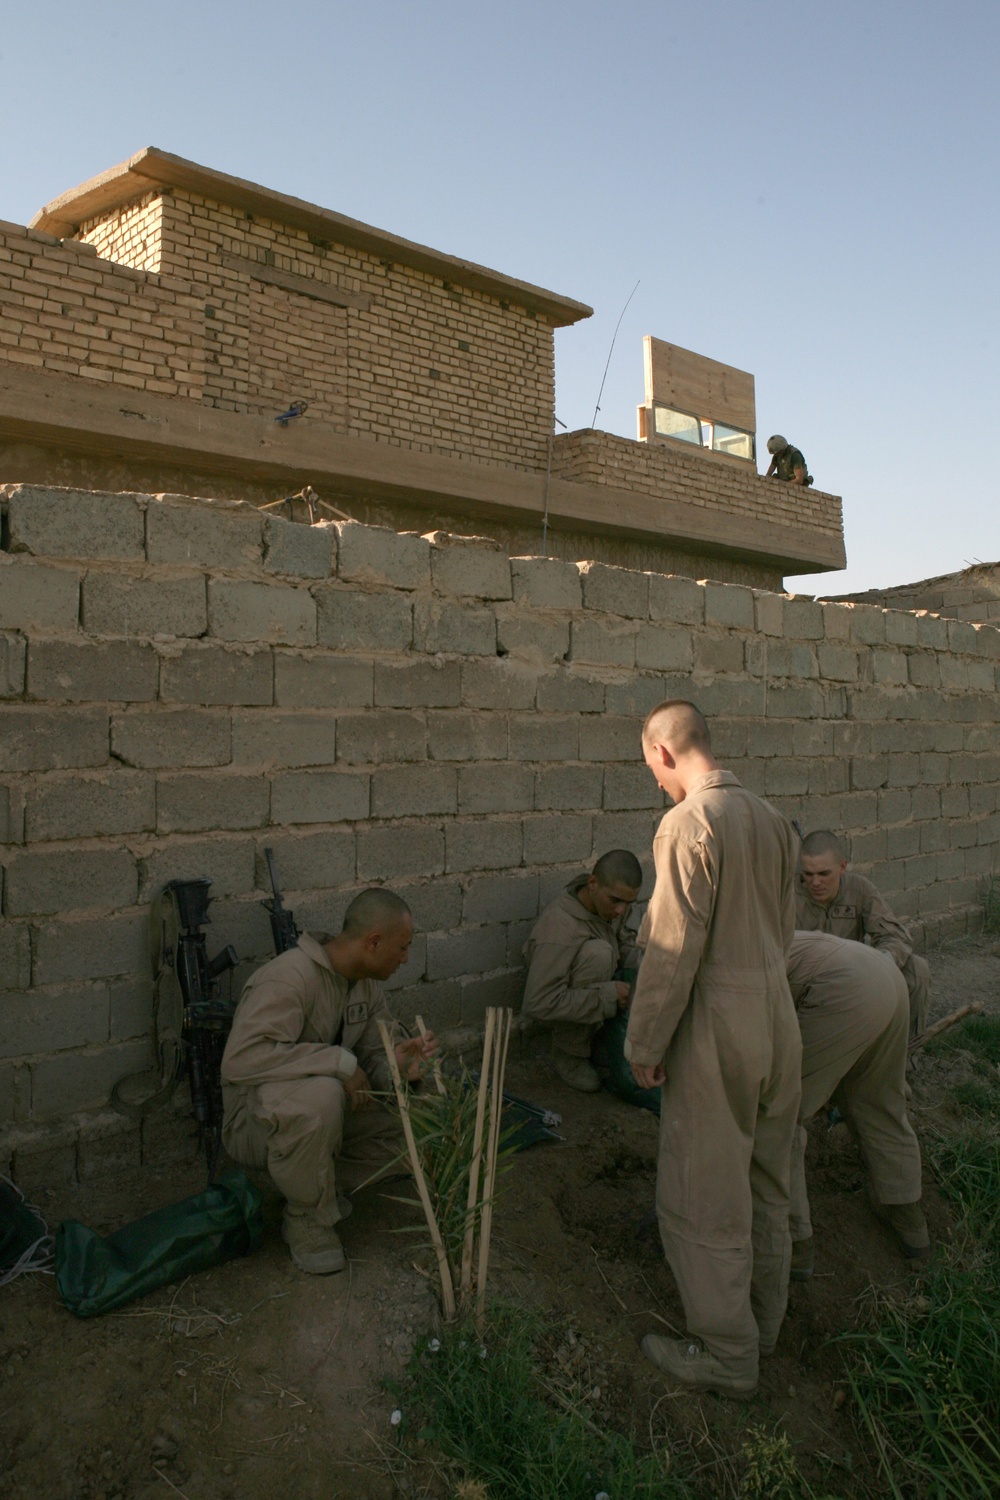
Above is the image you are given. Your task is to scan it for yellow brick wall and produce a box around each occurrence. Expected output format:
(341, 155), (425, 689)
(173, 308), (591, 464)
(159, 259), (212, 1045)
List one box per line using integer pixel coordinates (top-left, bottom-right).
(79, 194), (164, 275)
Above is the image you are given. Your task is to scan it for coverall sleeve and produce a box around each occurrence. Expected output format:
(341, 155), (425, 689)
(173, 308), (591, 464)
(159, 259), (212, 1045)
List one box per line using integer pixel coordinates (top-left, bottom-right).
(221, 977), (358, 1087)
(624, 832), (715, 1068)
(520, 940), (620, 1025)
(859, 887), (912, 969)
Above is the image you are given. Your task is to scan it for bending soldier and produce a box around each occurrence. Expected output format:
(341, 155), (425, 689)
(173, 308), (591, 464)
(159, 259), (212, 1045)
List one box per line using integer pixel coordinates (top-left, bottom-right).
(796, 829), (931, 1035)
(765, 434), (812, 485)
(786, 930), (929, 1279)
(221, 889), (438, 1275)
(626, 701), (800, 1398)
(521, 850), (643, 1092)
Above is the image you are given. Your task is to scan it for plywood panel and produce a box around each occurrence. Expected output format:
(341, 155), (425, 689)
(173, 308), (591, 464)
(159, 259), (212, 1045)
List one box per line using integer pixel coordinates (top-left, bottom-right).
(644, 336), (755, 433)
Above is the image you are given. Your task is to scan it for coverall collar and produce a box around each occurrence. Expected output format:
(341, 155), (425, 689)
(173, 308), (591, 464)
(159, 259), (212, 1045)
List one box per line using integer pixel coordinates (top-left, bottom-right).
(298, 931), (337, 971)
(686, 768), (742, 796)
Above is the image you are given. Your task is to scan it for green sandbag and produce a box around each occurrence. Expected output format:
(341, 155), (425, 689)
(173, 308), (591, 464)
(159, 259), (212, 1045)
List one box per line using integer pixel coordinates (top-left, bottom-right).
(593, 1010), (662, 1116)
(55, 1168), (263, 1318)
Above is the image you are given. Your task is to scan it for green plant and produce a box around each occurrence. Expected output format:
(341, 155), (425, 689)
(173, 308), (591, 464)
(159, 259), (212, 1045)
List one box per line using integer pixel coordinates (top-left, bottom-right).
(929, 1013), (1000, 1065)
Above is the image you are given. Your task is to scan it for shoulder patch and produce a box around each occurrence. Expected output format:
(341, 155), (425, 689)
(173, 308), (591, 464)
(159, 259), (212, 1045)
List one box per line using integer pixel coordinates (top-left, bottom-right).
(346, 1000), (368, 1026)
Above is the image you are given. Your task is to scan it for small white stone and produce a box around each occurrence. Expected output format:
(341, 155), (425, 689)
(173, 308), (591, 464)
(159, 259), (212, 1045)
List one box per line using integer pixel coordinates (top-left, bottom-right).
(390, 1409), (402, 1426)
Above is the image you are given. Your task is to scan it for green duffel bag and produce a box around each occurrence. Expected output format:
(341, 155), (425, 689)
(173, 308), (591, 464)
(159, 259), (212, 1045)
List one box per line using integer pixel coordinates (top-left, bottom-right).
(56, 1168), (263, 1318)
(593, 1009), (662, 1117)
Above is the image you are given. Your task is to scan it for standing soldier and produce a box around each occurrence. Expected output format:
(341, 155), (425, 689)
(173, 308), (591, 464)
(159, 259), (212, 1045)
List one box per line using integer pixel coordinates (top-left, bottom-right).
(627, 701), (800, 1398)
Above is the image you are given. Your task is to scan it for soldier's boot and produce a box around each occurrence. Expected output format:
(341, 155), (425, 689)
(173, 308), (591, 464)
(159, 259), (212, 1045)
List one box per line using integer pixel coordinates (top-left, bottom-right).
(640, 1336), (756, 1399)
(550, 1050), (601, 1093)
(282, 1213), (347, 1274)
(790, 1236), (815, 1281)
(870, 1197), (930, 1259)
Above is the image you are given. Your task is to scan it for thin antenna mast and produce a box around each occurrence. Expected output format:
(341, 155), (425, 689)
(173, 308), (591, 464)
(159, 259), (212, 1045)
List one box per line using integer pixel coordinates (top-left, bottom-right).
(590, 279), (640, 429)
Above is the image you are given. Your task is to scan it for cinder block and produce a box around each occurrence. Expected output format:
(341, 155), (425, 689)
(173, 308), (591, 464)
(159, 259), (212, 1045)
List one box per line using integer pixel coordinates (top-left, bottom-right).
(886, 824), (921, 859)
(535, 765), (604, 810)
(357, 824), (444, 881)
(388, 980), (461, 1032)
(635, 625), (693, 673)
(818, 644), (859, 682)
(427, 711), (507, 761)
(460, 969), (524, 1024)
(602, 766), (664, 811)
(691, 677), (766, 718)
(604, 676), (668, 716)
(425, 926), (507, 982)
(871, 649), (908, 686)
(754, 591), (784, 637)
(693, 635), (744, 674)
(0, 633), (26, 696)
(509, 714), (580, 761)
(910, 786), (940, 820)
(885, 610), (919, 647)
(763, 760), (809, 796)
(578, 561), (649, 619)
(4, 846), (137, 916)
(536, 671), (604, 713)
(711, 719), (748, 757)
(703, 581), (754, 630)
(264, 517), (336, 579)
(27, 638), (158, 703)
(29, 1039), (151, 1118)
(316, 587), (413, 652)
(0, 785), (11, 845)
(847, 605), (886, 645)
(374, 659), (461, 708)
(1, 705), (108, 772)
(201, 896), (277, 962)
(274, 652), (373, 708)
(808, 758), (849, 795)
(522, 814), (592, 866)
(907, 653), (939, 688)
(579, 715), (640, 762)
(764, 642), (818, 678)
(371, 766), (457, 818)
(850, 755), (890, 790)
(648, 574), (705, 626)
(33, 911), (149, 984)
(337, 711), (426, 764)
(146, 495), (263, 569)
(919, 820), (950, 854)
(0, 923), (32, 990)
(591, 810), (661, 854)
(413, 598), (496, 656)
(109, 975), (154, 1041)
(208, 579), (316, 646)
(748, 722), (795, 758)
(159, 643), (273, 706)
(270, 770), (369, 825)
(496, 612), (569, 663)
(82, 571), (207, 638)
(156, 772), (269, 833)
(968, 661), (995, 692)
(461, 659), (538, 710)
(25, 770), (154, 841)
(427, 532), (511, 600)
(139, 836), (257, 901)
(914, 612), (949, 650)
(462, 873), (539, 925)
(112, 708), (230, 768)
(445, 819), (522, 873)
(6, 485), (145, 561)
(0, 983), (110, 1060)
(782, 597), (824, 639)
(938, 656), (969, 691)
(569, 618), (635, 668)
(253, 831), (354, 892)
(948, 619), (980, 656)
(231, 711), (335, 768)
(395, 880), (464, 934)
(941, 786), (970, 819)
(458, 764), (534, 815)
(511, 556), (581, 611)
(821, 602), (852, 640)
(0, 557), (79, 632)
(336, 521), (431, 591)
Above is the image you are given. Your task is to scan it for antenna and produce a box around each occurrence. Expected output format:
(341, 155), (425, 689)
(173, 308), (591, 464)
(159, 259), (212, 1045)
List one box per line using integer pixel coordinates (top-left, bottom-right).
(590, 279), (640, 430)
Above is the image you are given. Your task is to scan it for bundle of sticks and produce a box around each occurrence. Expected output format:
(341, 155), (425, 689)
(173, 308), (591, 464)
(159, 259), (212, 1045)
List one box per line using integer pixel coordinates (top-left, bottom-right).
(908, 1000), (985, 1054)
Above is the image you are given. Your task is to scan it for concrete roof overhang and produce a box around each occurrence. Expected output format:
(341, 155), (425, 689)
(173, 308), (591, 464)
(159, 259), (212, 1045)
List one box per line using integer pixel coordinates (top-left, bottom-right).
(31, 148), (593, 328)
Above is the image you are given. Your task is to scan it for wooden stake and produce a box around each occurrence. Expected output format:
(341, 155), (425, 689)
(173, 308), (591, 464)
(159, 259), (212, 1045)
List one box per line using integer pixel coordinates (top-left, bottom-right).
(415, 1013), (446, 1097)
(460, 1008), (495, 1302)
(908, 1001), (985, 1054)
(477, 1007), (513, 1325)
(377, 1019), (456, 1321)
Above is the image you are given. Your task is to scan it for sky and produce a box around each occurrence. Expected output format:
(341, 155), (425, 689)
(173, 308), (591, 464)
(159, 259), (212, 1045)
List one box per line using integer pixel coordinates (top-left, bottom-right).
(1, 0), (997, 593)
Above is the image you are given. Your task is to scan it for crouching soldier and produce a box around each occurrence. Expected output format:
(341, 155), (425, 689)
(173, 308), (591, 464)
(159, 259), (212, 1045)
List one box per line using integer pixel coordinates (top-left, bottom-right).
(521, 850), (644, 1092)
(221, 888), (438, 1275)
(786, 930), (929, 1277)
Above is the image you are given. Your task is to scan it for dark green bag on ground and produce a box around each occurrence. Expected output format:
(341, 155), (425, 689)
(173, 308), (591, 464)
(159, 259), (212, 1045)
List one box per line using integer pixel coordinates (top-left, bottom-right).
(55, 1169), (263, 1318)
(593, 1011), (662, 1117)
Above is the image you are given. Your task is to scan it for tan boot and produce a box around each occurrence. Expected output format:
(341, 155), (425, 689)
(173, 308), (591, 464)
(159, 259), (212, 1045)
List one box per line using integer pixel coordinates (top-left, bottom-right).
(871, 1198), (930, 1259)
(640, 1335), (756, 1398)
(551, 1051), (601, 1093)
(282, 1214), (346, 1274)
(790, 1236), (815, 1281)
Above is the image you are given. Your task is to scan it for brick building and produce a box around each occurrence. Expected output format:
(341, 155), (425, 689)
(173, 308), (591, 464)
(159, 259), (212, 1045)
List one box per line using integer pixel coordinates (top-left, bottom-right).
(0, 148), (844, 589)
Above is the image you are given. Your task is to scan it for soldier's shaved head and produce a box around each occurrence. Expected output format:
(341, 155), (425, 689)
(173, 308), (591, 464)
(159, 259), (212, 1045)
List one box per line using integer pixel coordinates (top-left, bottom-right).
(593, 849), (643, 889)
(799, 830), (844, 861)
(342, 887), (412, 937)
(642, 700), (712, 756)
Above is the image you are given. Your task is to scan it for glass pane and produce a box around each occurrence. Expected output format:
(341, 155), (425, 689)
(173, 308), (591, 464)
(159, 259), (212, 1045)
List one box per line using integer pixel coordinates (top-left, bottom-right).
(712, 423), (754, 460)
(653, 406), (702, 445)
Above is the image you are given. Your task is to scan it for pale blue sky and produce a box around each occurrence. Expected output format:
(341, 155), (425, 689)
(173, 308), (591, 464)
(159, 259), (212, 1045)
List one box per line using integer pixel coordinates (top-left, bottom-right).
(2, 1), (997, 592)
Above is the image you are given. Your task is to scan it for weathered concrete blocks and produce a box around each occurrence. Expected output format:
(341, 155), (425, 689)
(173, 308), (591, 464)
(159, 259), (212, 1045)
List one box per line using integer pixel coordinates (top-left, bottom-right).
(821, 602), (852, 639)
(159, 644), (273, 706)
(337, 711), (426, 764)
(32, 911), (149, 984)
(535, 670), (604, 713)
(156, 772), (269, 833)
(445, 819), (522, 874)
(578, 561), (649, 618)
(29, 1040), (151, 1119)
(274, 652), (373, 708)
(389, 980), (461, 1032)
(872, 649), (909, 686)
(371, 766), (457, 818)
(568, 618), (636, 668)
(146, 495), (263, 569)
(336, 521), (431, 591)
(463, 873), (539, 925)
(0, 557), (79, 632)
(231, 711), (335, 768)
(948, 619), (980, 655)
(112, 708), (231, 768)
(139, 836), (257, 901)
(0, 632), (26, 696)
(635, 624), (693, 672)
(915, 612), (949, 650)
(109, 975), (155, 1043)
(602, 766), (663, 811)
(413, 598), (496, 655)
(460, 970), (524, 1025)
(27, 639), (158, 702)
(270, 771), (369, 825)
(4, 847), (138, 916)
(847, 604), (887, 645)
(817, 644), (859, 682)
(457, 764), (534, 815)
(0, 923), (31, 990)
(604, 676), (668, 716)
(6, 485), (145, 561)
(427, 711), (507, 761)
(884, 609), (919, 647)
(782, 596), (824, 639)
(510, 556), (581, 611)
(496, 611), (569, 663)
(693, 635), (744, 674)
(425, 926), (507, 982)
(535, 765), (604, 810)
(521, 813), (591, 866)
(25, 770), (154, 841)
(396, 880), (463, 934)
(255, 831), (355, 892)
(427, 532), (511, 600)
(461, 659), (537, 710)
(704, 581), (754, 630)
(579, 715), (639, 762)
(753, 591), (784, 637)
(316, 587), (413, 652)
(357, 825), (444, 881)
(1, 705), (108, 771)
(82, 571), (207, 638)
(374, 659), (461, 708)
(591, 809), (659, 855)
(907, 652), (939, 687)
(648, 573), (705, 626)
(208, 579), (316, 646)
(264, 517), (336, 579)
(0, 786), (12, 845)
(509, 714), (580, 762)
(0, 984), (111, 1061)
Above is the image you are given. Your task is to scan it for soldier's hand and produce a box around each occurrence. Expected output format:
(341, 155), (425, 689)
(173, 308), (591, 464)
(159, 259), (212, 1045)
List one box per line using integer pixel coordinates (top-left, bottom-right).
(615, 981), (631, 1009)
(630, 1061), (665, 1090)
(344, 1064), (373, 1112)
(395, 1033), (440, 1082)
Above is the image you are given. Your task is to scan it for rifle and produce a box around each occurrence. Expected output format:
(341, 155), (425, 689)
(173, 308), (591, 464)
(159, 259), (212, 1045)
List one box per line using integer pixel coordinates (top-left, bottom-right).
(262, 847), (299, 954)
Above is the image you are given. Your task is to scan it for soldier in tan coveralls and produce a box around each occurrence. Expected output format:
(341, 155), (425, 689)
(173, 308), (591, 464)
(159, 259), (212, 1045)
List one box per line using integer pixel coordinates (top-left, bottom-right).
(221, 889), (438, 1275)
(521, 850), (644, 1092)
(796, 830), (931, 1035)
(626, 701), (801, 1397)
(786, 930), (928, 1280)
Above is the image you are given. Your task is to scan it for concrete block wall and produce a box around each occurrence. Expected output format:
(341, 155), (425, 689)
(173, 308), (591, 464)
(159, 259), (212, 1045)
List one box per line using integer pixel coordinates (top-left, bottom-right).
(2, 482), (999, 1167)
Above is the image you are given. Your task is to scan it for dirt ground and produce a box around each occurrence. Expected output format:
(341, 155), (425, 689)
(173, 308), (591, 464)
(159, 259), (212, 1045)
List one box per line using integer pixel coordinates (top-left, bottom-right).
(2, 935), (998, 1500)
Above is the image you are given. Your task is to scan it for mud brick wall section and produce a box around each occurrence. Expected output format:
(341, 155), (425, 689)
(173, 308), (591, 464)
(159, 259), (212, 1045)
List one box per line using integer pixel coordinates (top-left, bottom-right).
(2, 482), (998, 1176)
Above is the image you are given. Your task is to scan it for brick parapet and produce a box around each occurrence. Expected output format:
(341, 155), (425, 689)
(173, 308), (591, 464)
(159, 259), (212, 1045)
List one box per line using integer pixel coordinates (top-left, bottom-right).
(1, 483), (996, 1156)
